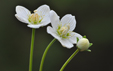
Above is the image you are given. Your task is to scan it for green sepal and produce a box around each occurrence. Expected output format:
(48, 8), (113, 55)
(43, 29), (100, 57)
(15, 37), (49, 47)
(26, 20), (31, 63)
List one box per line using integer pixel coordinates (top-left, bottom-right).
(83, 35), (86, 38)
(77, 37), (79, 42)
(89, 43), (93, 47)
(86, 49), (91, 52)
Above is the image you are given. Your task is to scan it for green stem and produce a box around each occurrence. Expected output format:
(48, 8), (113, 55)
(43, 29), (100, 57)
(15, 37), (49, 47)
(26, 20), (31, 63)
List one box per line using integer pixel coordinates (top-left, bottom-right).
(60, 49), (79, 71)
(39, 38), (56, 71)
(29, 28), (35, 71)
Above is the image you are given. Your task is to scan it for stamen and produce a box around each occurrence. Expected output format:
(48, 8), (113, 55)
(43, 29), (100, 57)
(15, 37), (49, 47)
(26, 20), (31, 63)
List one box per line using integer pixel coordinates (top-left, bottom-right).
(34, 10), (37, 13)
(28, 10), (41, 24)
(57, 24), (70, 38)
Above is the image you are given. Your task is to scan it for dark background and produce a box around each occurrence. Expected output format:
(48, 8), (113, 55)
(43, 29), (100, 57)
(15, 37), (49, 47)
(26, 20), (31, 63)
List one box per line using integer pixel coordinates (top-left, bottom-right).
(0, 0), (112, 71)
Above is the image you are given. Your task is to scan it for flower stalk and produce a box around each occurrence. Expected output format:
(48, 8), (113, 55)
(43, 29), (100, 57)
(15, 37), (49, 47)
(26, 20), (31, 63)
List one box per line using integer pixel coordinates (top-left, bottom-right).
(29, 28), (35, 71)
(39, 38), (56, 71)
(60, 49), (79, 71)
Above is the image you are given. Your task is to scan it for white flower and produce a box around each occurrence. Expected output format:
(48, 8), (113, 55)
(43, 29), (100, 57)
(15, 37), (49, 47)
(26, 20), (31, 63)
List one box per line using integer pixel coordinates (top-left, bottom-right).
(15, 5), (50, 28)
(77, 38), (90, 51)
(47, 10), (82, 48)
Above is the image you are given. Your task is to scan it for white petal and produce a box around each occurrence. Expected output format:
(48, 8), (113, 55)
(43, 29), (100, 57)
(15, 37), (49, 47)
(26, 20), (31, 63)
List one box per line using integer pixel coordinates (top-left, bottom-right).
(68, 32), (77, 44)
(50, 10), (60, 30)
(27, 20), (50, 29)
(27, 24), (42, 29)
(58, 38), (73, 49)
(69, 32), (82, 43)
(74, 32), (83, 39)
(47, 26), (74, 48)
(16, 6), (30, 20)
(15, 14), (29, 23)
(61, 14), (76, 31)
(36, 5), (50, 16)
(27, 23), (48, 29)
(47, 26), (61, 40)
(41, 14), (50, 26)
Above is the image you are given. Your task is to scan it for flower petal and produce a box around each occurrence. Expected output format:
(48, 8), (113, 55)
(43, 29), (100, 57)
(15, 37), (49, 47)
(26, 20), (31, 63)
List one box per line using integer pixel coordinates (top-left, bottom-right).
(50, 10), (60, 30)
(15, 14), (29, 23)
(58, 38), (73, 49)
(27, 25), (40, 28)
(27, 19), (50, 29)
(61, 14), (76, 31)
(16, 6), (30, 20)
(41, 14), (50, 26)
(36, 5), (50, 16)
(69, 32), (82, 43)
(47, 26), (74, 48)
(74, 32), (83, 39)
(27, 24), (45, 28)
(47, 26), (61, 40)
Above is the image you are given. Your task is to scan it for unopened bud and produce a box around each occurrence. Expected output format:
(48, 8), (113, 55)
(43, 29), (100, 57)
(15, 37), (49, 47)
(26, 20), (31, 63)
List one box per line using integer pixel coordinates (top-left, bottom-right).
(77, 38), (90, 51)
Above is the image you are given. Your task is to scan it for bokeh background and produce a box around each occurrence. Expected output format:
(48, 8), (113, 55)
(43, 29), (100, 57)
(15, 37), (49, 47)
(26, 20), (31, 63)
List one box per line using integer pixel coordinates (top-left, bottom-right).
(0, 0), (113, 71)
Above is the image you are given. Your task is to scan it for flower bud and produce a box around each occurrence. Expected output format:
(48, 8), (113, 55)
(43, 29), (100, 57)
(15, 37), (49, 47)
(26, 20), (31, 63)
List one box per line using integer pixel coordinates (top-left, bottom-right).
(77, 38), (90, 51)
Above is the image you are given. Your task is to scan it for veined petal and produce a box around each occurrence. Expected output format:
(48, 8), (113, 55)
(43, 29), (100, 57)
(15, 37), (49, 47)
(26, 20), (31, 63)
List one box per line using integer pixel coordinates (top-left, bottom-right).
(50, 10), (60, 30)
(69, 32), (82, 43)
(74, 32), (83, 39)
(39, 20), (50, 27)
(47, 26), (61, 40)
(27, 21), (50, 28)
(41, 14), (50, 26)
(47, 26), (73, 48)
(58, 38), (73, 49)
(16, 6), (30, 20)
(27, 24), (42, 28)
(27, 24), (40, 29)
(36, 5), (50, 16)
(15, 14), (29, 23)
(61, 14), (76, 31)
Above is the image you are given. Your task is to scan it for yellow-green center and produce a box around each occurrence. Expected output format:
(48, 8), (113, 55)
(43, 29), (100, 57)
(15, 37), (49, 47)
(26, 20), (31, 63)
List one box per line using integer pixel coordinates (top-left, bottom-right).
(28, 10), (42, 24)
(57, 25), (70, 38)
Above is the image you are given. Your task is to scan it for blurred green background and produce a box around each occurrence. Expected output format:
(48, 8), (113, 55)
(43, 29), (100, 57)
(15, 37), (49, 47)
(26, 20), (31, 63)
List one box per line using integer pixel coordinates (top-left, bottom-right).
(0, 0), (113, 71)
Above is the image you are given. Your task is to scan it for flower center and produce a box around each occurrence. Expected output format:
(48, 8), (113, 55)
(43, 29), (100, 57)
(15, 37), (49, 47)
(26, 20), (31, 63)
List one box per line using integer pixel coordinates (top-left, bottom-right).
(28, 10), (42, 24)
(57, 25), (70, 38)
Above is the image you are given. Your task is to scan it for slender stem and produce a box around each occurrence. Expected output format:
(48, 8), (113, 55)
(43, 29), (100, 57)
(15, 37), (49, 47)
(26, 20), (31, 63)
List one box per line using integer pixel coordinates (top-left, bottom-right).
(60, 49), (79, 71)
(29, 28), (35, 71)
(39, 38), (56, 71)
